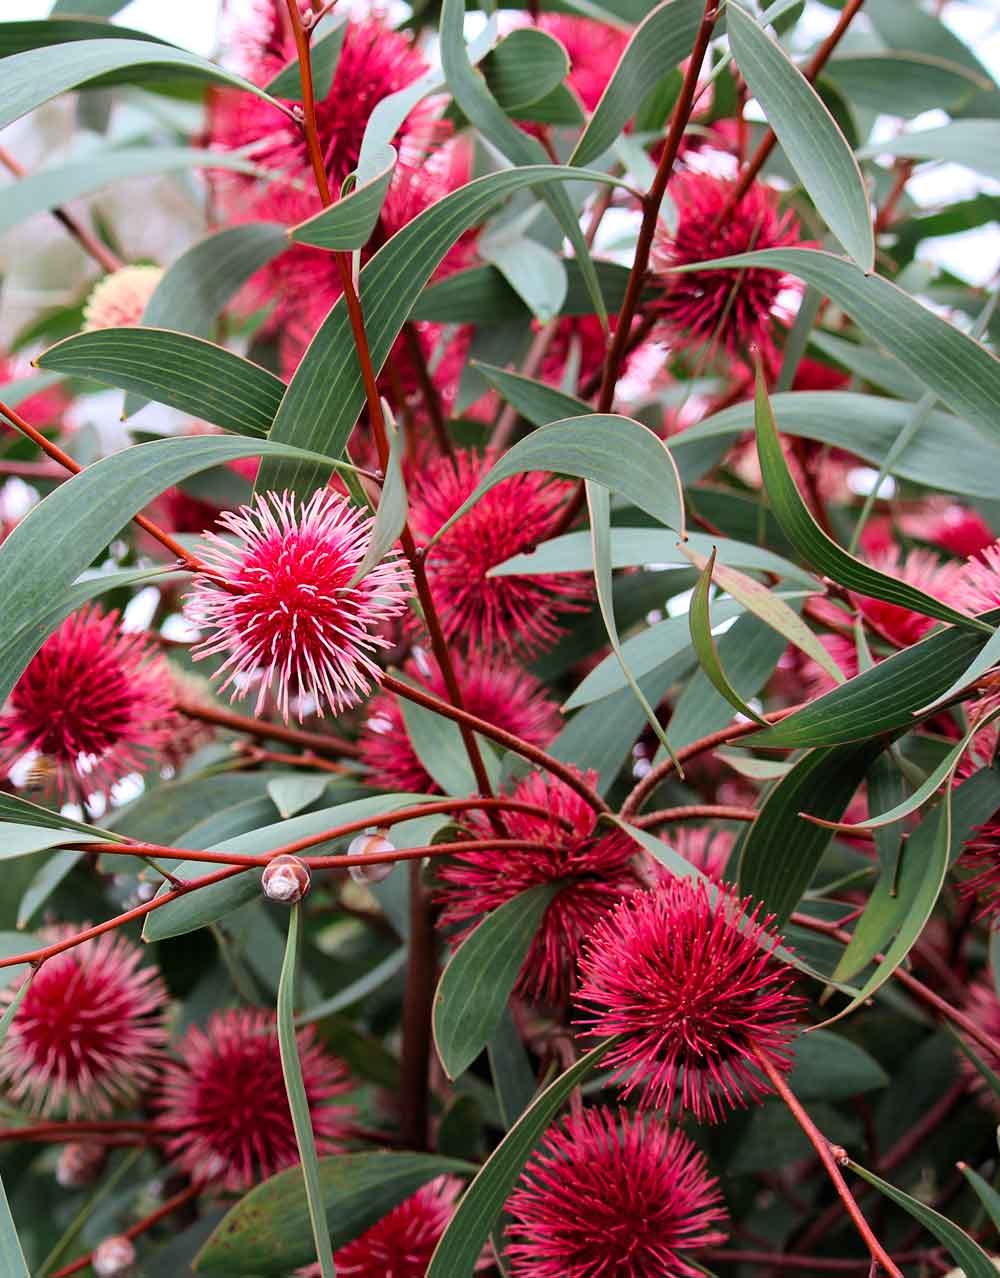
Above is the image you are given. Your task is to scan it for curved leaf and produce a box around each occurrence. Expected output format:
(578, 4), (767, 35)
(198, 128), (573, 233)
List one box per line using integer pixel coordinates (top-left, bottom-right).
(266, 13), (347, 99)
(414, 259), (637, 324)
(0, 38), (282, 132)
(37, 329), (284, 438)
(727, 5), (873, 269)
(860, 119), (1000, 182)
(0, 19), (172, 58)
(434, 883), (557, 1081)
(688, 548), (768, 726)
(482, 28), (569, 111)
(825, 53), (989, 116)
(570, 0), (704, 167)
(258, 163), (623, 499)
(290, 145), (397, 250)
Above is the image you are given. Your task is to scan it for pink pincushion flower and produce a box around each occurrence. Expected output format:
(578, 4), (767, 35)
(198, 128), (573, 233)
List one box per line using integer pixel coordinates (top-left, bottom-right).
(957, 974), (1000, 1110)
(0, 605), (177, 797)
(535, 15), (628, 113)
(156, 1008), (353, 1191)
(409, 448), (590, 654)
(436, 769), (638, 1005)
(908, 502), (995, 559)
(957, 813), (1000, 924)
(666, 826), (735, 883)
(185, 490), (411, 722)
(576, 878), (802, 1122)
(331, 1177), (462, 1277)
(957, 540), (1000, 616)
(82, 266), (163, 331)
(0, 930), (167, 1117)
(650, 174), (807, 363)
(850, 547), (963, 649)
(505, 1105), (729, 1278)
(361, 652), (560, 793)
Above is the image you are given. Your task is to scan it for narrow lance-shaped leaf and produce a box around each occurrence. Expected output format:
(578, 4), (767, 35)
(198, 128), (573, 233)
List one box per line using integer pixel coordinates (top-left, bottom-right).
(276, 905), (336, 1278)
(266, 12), (347, 98)
(726, 4), (874, 270)
(0, 1172), (29, 1278)
(688, 549), (768, 726)
(433, 883), (558, 1081)
(752, 366), (989, 634)
(481, 28), (569, 112)
(291, 145), (398, 251)
(849, 1159), (998, 1278)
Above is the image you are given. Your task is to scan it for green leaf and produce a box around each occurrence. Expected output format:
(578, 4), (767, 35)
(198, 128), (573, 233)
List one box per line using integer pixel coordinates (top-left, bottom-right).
(427, 1040), (617, 1278)
(266, 776), (330, 820)
(866, 0), (998, 86)
(473, 360), (589, 424)
(479, 235), (568, 325)
(960, 1163), (1000, 1232)
(439, 0), (605, 325)
(673, 249), (1000, 448)
(727, 5), (873, 269)
(0, 437), (337, 708)
(0, 824), (105, 859)
(50, 0), (131, 14)
(350, 412), (407, 586)
(788, 1030), (889, 1101)
(398, 684), (501, 798)
(0, 1173), (29, 1278)
(570, 0), (704, 167)
(0, 39), (281, 132)
(37, 329), (284, 437)
(266, 12), (347, 98)
(290, 145), (397, 250)
(17, 849), (83, 929)
(297, 949), (407, 1026)
(737, 742), (884, 924)
(196, 1152), (472, 1274)
(0, 18), (171, 59)
(0, 792), (121, 841)
(849, 1159), (998, 1278)
(825, 54), (989, 117)
(258, 164), (621, 499)
(482, 28), (569, 111)
(488, 1007), (538, 1129)
(430, 414), (684, 546)
(276, 906), (335, 1278)
(688, 549), (768, 726)
(0, 148), (272, 237)
(493, 527), (818, 587)
(752, 368), (986, 634)
(673, 389), (1000, 499)
(861, 119), (1000, 182)
(414, 259), (636, 324)
(682, 544), (838, 683)
(434, 883), (558, 1081)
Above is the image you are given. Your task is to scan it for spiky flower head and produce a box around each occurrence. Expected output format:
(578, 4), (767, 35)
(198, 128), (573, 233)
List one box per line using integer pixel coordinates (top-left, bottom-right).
(436, 769), (638, 1005)
(957, 540), (1000, 616)
(957, 818), (1000, 925)
(185, 490), (412, 723)
(83, 266), (163, 331)
(650, 173), (806, 363)
(576, 878), (802, 1122)
(0, 605), (177, 797)
(361, 652), (560, 793)
(0, 930), (167, 1117)
(851, 547), (963, 649)
(409, 449), (590, 655)
(317, 1177), (463, 1278)
(667, 826), (735, 883)
(156, 1008), (353, 1191)
(535, 15), (628, 113)
(505, 1106), (729, 1278)
(956, 974), (1000, 1111)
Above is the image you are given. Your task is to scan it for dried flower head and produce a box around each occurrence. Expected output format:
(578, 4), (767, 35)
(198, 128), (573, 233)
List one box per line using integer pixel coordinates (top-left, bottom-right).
(0, 930), (167, 1117)
(437, 769), (638, 1005)
(0, 605), (177, 797)
(361, 652), (560, 793)
(185, 490), (411, 722)
(156, 1008), (353, 1191)
(83, 265), (163, 331)
(505, 1105), (728, 1278)
(650, 173), (806, 363)
(576, 878), (802, 1121)
(409, 449), (590, 654)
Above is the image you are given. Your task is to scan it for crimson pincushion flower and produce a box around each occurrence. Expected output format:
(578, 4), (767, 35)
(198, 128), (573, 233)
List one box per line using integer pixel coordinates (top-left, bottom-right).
(649, 173), (807, 363)
(0, 930), (167, 1117)
(956, 974), (1000, 1110)
(504, 1105), (729, 1278)
(184, 489), (412, 723)
(535, 15), (628, 113)
(575, 877), (803, 1122)
(408, 448), (590, 654)
(436, 769), (638, 1005)
(155, 1008), (353, 1191)
(0, 604), (177, 796)
(957, 813), (1000, 924)
(361, 651), (560, 793)
(850, 547), (963, 649)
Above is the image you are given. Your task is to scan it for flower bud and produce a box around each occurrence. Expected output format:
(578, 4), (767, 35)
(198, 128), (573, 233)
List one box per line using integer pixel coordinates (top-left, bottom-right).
(56, 1141), (107, 1189)
(262, 854), (311, 903)
(347, 831), (397, 885)
(93, 1235), (136, 1277)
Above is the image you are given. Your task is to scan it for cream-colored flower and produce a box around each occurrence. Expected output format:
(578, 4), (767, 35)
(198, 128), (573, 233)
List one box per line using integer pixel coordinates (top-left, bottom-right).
(82, 264), (163, 331)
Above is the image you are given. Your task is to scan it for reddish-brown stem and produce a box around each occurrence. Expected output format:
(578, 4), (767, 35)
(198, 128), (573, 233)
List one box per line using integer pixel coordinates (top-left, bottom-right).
(633, 804), (758, 828)
(174, 697), (360, 757)
(874, 160), (916, 235)
(48, 1181), (202, 1278)
(381, 672), (610, 815)
(0, 1121), (153, 1143)
(0, 459), (65, 480)
(402, 322), (454, 459)
(237, 746), (351, 774)
(621, 703), (806, 819)
(722, 0), (867, 214)
(0, 399), (204, 573)
(0, 145), (124, 274)
(757, 1052), (903, 1278)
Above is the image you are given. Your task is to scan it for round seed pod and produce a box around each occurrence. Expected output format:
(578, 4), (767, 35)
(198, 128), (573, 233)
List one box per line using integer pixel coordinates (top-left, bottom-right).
(347, 831), (397, 885)
(262, 854), (312, 903)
